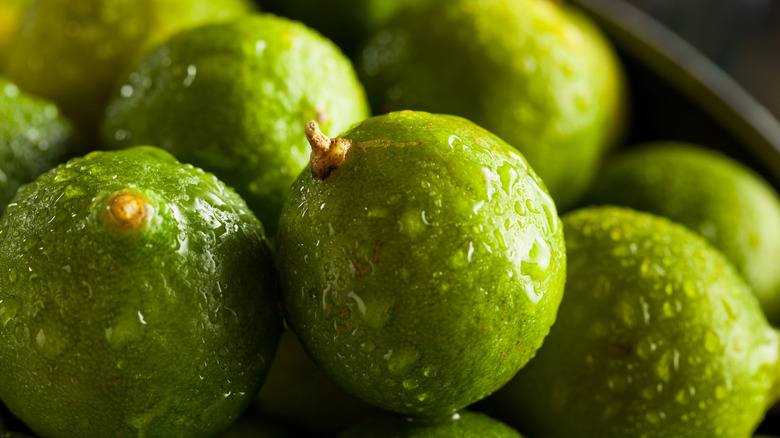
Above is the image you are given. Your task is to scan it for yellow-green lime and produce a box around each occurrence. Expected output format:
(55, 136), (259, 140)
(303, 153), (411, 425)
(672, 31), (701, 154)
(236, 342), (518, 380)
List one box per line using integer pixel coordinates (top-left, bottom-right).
(3, 0), (253, 144)
(358, 0), (626, 209)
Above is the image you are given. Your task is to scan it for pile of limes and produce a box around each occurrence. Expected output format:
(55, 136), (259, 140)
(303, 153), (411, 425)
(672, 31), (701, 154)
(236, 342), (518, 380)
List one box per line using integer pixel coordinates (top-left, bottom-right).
(2, 1), (780, 437)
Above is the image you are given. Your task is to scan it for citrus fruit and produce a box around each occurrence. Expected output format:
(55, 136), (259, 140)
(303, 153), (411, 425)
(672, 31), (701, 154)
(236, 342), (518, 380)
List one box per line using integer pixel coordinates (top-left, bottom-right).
(102, 14), (370, 237)
(584, 142), (780, 324)
(3, 0), (253, 144)
(275, 111), (566, 417)
(358, 0), (626, 210)
(339, 410), (524, 438)
(256, 330), (380, 434)
(488, 206), (780, 437)
(0, 146), (281, 437)
(0, 78), (78, 215)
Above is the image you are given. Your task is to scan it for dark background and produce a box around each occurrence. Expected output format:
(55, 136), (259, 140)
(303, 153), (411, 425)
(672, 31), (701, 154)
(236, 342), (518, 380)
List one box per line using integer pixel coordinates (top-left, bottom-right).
(623, 0), (780, 120)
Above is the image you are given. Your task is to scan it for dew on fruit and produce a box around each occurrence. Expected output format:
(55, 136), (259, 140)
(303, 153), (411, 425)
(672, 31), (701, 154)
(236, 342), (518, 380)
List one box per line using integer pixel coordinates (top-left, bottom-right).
(255, 40), (267, 56)
(636, 337), (657, 359)
(481, 167), (498, 201)
(447, 135), (461, 149)
(3, 82), (19, 98)
(1, 297), (19, 327)
(36, 328), (46, 347)
(528, 237), (551, 271)
(498, 163), (518, 194)
(615, 298), (637, 328)
(703, 331), (720, 353)
(386, 345), (420, 374)
(183, 64), (197, 87)
(513, 200), (526, 216)
(521, 274), (540, 304)
(402, 379), (419, 390)
(368, 207), (388, 218)
(683, 280), (698, 297)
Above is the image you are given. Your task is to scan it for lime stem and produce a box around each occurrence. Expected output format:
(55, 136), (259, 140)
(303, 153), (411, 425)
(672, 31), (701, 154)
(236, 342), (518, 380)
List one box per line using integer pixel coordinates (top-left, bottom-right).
(108, 193), (151, 229)
(306, 120), (351, 180)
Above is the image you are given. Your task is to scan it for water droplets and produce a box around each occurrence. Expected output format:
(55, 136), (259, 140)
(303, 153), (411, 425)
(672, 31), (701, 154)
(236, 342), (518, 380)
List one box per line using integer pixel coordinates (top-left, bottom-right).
(36, 328), (46, 347)
(255, 40), (267, 56)
(2, 82), (21, 99)
(183, 64), (197, 87)
(386, 345), (419, 374)
(120, 84), (134, 97)
(527, 237), (551, 272)
(402, 379), (419, 390)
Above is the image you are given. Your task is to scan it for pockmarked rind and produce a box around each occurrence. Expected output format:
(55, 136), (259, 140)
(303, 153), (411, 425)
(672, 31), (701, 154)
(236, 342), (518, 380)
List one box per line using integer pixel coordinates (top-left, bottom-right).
(487, 206), (779, 438)
(0, 146), (282, 437)
(275, 110), (566, 417)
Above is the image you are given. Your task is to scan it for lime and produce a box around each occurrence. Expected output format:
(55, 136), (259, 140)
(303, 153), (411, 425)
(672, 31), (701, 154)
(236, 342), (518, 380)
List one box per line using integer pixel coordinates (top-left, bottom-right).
(488, 206), (780, 437)
(3, 0), (253, 144)
(0, 147), (281, 437)
(275, 111), (566, 417)
(358, 0), (626, 210)
(1, 78), (78, 215)
(584, 142), (780, 324)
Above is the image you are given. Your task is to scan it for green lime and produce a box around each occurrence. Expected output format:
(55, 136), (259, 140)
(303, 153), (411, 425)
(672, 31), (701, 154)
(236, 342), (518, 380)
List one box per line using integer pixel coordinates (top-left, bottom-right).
(584, 142), (780, 324)
(102, 14), (369, 237)
(339, 410), (524, 438)
(0, 78), (79, 216)
(3, 0), (253, 144)
(488, 206), (780, 438)
(0, 147), (281, 437)
(275, 111), (566, 417)
(358, 0), (626, 210)
(256, 330), (380, 434)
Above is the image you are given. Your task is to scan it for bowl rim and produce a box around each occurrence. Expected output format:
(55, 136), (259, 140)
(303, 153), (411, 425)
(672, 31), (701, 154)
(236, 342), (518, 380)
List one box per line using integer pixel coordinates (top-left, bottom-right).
(570, 0), (780, 186)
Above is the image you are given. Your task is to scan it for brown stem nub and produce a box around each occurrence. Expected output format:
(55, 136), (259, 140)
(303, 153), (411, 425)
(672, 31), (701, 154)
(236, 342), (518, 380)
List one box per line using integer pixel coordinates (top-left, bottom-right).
(108, 193), (151, 229)
(306, 120), (351, 180)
